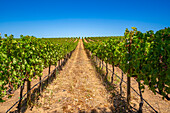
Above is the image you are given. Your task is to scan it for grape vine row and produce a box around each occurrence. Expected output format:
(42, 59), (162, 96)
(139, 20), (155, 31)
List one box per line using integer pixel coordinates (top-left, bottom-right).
(0, 35), (78, 101)
(83, 27), (170, 106)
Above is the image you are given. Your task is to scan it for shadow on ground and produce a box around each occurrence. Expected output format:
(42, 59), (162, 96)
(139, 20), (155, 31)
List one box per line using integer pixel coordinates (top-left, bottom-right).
(9, 53), (73, 113)
(84, 48), (138, 113)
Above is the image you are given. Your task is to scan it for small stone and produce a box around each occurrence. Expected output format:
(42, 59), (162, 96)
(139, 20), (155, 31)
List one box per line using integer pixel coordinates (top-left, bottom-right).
(74, 99), (78, 102)
(68, 105), (72, 110)
(78, 105), (81, 108)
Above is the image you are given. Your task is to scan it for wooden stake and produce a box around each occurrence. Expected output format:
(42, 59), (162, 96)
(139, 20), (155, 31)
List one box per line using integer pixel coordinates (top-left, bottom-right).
(27, 80), (31, 106)
(111, 63), (114, 84)
(18, 81), (25, 113)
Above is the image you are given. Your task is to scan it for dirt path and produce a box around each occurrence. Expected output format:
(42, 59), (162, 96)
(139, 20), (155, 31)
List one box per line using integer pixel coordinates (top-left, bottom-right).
(27, 40), (113, 113)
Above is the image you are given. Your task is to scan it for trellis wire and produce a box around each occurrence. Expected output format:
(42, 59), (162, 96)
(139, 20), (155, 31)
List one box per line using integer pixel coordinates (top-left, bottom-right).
(95, 56), (158, 113)
(6, 48), (77, 113)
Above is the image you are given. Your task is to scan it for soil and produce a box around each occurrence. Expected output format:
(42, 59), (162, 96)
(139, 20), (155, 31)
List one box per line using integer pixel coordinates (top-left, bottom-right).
(26, 40), (114, 113)
(83, 38), (170, 113)
(0, 39), (169, 113)
(0, 65), (56, 113)
(92, 50), (170, 113)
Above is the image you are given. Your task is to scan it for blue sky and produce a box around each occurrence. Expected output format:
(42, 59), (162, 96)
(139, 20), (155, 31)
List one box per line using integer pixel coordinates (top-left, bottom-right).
(0, 0), (170, 38)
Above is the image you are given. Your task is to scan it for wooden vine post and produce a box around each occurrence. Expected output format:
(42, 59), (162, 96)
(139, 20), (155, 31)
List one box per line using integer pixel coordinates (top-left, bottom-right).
(138, 82), (143, 113)
(99, 58), (101, 68)
(127, 76), (131, 107)
(48, 62), (51, 84)
(106, 62), (108, 79)
(127, 34), (132, 108)
(18, 80), (25, 113)
(39, 76), (42, 93)
(54, 62), (57, 78)
(60, 59), (63, 70)
(111, 62), (114, 84)
(27, 78), (31, 106)
(120, 71), (124, 96)
(58, 60), (60, 70)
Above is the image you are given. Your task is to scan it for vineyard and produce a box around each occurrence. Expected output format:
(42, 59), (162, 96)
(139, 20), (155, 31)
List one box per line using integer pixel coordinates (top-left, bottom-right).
(83, 27), (170, 112)
(0, 27), (169, 113)
(0, 35), (78, 112)
(84, 27), (169, 98)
